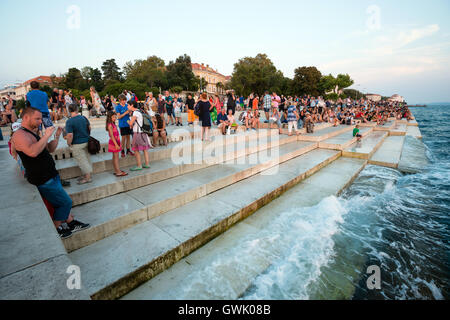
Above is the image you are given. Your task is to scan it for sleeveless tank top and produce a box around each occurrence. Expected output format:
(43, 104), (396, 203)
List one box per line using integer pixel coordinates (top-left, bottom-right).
(16, 127), (58, 186)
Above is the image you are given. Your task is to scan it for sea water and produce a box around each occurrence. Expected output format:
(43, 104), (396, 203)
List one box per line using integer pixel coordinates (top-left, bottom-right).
(133, 105), (449, 300)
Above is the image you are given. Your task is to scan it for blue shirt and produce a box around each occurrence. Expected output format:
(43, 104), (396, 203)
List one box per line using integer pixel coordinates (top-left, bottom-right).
(287, 105), (297, 122)
(217, 113), (228, 123)
(115, 103), (130, 128)
(65, 115), (90, 145)
(26, 90), (49, 114)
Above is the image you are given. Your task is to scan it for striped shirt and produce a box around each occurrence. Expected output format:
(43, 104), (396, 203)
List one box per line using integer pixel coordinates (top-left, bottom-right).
(263, 94), (272, 110)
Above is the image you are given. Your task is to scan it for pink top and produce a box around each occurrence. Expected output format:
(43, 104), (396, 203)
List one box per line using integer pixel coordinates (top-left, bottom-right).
(108, 123), (122, 153)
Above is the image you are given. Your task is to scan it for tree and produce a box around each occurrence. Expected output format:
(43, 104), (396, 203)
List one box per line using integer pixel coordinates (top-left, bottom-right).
(124, 55), (167, 89)
(343, 89), (365, 100)
(101, 59), (122, 83)
(335, 74), (354, 91)
(102, 79), (149, 101)
(64, 67), (84, 90)
(291, 66), (322, 96)
(319, 74), (337, 95)
(166, 54), (198, 91)
(230, 53), (285, 96)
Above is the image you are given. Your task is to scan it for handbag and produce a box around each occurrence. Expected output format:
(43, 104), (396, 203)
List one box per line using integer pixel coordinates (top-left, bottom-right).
(83, 116), (101, 155)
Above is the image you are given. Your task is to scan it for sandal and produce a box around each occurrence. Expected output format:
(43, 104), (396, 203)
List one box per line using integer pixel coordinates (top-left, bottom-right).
(77, 179), (92, 185)
(114, 171), (128, 177)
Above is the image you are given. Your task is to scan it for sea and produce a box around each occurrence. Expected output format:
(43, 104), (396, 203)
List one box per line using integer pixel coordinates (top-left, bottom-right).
(165, 104), (449, 300)
(241, 104), (450, 300)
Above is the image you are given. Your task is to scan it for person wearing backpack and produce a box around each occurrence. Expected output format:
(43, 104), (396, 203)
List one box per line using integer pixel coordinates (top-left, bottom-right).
(128, 100), (152, 171)
(226, 91), (236, 115)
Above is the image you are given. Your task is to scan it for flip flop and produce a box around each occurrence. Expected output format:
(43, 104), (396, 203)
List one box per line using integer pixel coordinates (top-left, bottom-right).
(77, 179), (92, 185)
(114, 171), (128, 177)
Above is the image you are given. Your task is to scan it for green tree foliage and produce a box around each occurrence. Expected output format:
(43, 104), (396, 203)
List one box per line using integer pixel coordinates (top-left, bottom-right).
(230, 54), (285, 96)
(170, 86), (183, 93)
(101, 59), (122, 83)
(103, 80), (149, 101)
(64, 68), (85, 90)
(343, 89), (365, 100)
(335, 74), (354, 91)
(80, 67), (104, 91)
(124, 55), (167, 89)
(166, 54), (198, 91)
(291, 66), (322, 96)
(319, 74), (337, 95)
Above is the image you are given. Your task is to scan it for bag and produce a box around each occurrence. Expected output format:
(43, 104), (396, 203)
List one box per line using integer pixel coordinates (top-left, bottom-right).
(306, 122), (314, 133)
(238, 112), (245, 122)
(83, 116), (101, 155)
(137, 110), (153, 135)
(194, 103), (201, 117)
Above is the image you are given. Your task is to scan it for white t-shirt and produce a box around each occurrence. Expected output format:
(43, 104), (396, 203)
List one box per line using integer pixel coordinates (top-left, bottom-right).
(132, 110), (143, 133)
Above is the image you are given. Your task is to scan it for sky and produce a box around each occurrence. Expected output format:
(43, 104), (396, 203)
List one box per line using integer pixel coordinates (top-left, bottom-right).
(1, 0), (449, 104)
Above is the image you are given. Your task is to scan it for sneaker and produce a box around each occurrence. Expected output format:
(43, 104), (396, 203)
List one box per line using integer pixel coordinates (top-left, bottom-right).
(130, 166), (143, 171)
(143, 164), (150, 169)
(67, 220), (90, 233)
(61, 179), (71, 187)
(57, 226), (72, 239)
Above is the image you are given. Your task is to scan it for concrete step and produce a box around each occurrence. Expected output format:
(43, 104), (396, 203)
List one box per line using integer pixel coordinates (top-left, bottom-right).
(63, 141), (317, 253)
(373, 120), (396, 131)
(369, 135), (405, 168)
(65, 132), (298, 207)
(69, 148), (341, 300)
(55, 129), (271, 180)
(389, 123), (407, 136)
(398, 136), (429, 173)
(51, 126), (238, 161)
(297, 125), (353, 142)
(120, 157), (367, 300)
(319, 127), (372, 151)
(342, 131), (388, 160)
(406, 126), (423, 139)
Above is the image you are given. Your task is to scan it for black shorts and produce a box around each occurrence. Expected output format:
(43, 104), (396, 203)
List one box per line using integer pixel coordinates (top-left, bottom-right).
(120, 127), (132, 136)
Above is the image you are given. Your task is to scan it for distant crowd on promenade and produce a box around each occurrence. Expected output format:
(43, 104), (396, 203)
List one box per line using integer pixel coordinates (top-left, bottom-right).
(4, 81), (413, 239)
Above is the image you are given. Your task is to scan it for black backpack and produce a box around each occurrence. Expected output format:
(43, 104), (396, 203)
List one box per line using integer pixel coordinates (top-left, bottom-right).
(137, 110), (153, 135)
(194, 102), (201, 116)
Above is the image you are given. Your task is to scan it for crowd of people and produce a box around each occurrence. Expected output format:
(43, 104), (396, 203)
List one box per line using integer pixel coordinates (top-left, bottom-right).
(4, 81), (414, 240)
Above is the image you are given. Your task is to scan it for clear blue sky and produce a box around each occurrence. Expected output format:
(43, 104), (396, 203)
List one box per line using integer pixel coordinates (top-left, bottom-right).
(1, 0), (449, 103)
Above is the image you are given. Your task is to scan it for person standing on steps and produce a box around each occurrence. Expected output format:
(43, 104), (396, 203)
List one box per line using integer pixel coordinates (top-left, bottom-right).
(128, 100), (152, 171)
(64, 104), (93, 185)
(198, 93), (214, 141)
(115, 94), (134, 158)
(11, 107), (90, 239)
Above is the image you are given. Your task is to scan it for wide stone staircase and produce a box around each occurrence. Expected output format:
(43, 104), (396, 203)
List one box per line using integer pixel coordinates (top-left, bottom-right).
(0, 115), (427, 300)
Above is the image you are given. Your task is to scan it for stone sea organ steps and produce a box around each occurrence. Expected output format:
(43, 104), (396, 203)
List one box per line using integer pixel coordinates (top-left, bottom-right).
(51, 126), (240, 161)
(369, 135), (406, 169)
(318, 127), (372, 151)
(389, 123), (407, 136)
(297, 124), (354, 142)
(63, 140), (317, 253)
(373, 120), (396, 132)
(342, 131), (388, 160)
(406, 126), (423, 140)
(65, 131), (300, 207)
(69, 148), (342, 300)
(56, 128), (263, 180)
(121, 157), (368, 300)
(398, 136), (429, 174)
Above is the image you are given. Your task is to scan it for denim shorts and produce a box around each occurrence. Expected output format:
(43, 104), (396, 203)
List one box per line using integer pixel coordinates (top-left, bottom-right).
(37, 175), (72, 221)
(39, 112), (54, 130)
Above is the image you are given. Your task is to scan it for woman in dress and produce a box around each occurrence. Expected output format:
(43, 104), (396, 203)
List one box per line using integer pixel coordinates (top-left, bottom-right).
(198, 93), (214, 141)
(106, 111), (127, 177)
(90, 86), (105, 117)
(128, 100), (152, 171)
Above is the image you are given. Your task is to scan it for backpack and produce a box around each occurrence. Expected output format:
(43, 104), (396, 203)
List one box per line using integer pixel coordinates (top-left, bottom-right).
(137, 110), (153, 135)
(306, 122), (315, 133)
(238, 112), (245, 122)
(194, 103), (201, 117)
